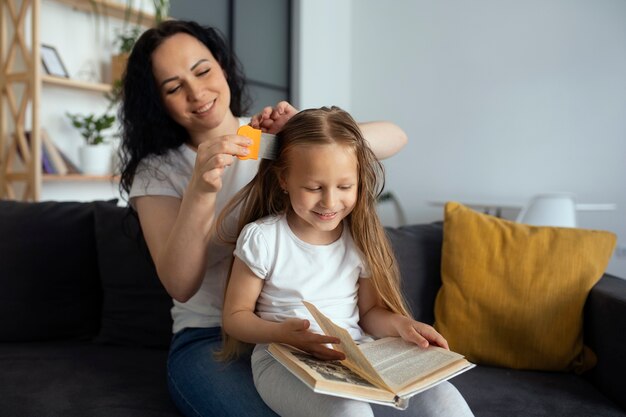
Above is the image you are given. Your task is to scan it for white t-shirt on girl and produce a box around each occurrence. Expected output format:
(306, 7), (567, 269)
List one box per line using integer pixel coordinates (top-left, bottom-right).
(234, 213), (371, 343)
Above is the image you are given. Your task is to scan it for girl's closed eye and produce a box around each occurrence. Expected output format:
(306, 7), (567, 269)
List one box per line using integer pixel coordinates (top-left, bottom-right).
(338, 185), (354, 190)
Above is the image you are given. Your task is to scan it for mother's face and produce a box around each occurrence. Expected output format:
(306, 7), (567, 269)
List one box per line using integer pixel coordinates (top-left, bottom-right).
(151, 33), (232, 135)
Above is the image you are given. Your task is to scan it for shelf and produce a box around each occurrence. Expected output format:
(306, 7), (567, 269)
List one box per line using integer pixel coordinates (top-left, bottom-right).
(43, 174), (120, 182)
(52, 0), (156, 26)
(42, 74), (112, 93)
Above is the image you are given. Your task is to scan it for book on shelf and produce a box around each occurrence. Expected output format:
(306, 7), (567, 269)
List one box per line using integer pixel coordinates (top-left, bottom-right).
(267, 301), (475, 410)
(19, 130), (80, 175)
(54, 143), (83, 174)
(40, 130), (68, 175)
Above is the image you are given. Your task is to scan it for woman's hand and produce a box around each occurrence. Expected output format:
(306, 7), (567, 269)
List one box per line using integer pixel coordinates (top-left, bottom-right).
(189, 134), (252, 194)
(278, 318), (345, 361)
(392, 316), (449, 350)
(250, 101), (298, 134)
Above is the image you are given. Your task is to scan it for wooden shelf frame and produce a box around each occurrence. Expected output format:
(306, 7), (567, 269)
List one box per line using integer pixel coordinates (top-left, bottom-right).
(43, 173), (120, 182)
(53, 0), (156, 27)
(42, 74), (112, 93)
(0, 0), (153, 201)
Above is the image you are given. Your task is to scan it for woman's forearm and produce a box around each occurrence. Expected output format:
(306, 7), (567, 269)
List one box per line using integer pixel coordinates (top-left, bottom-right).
(358, 121), (408, 159)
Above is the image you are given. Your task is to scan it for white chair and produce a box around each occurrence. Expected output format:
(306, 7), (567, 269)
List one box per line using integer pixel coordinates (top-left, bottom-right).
(516, 193), (577, 227)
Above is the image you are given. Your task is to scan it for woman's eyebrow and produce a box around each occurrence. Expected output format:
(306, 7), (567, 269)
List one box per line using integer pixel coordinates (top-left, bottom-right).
(160, 59), (211, 88)
(190, 58), (209, 71)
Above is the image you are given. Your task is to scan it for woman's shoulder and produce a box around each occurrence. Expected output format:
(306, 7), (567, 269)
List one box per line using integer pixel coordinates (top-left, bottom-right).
(140, 144), (192, 168)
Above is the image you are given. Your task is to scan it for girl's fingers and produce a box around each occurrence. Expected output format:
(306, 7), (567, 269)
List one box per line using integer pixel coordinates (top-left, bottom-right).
(312, 346), (345, 361)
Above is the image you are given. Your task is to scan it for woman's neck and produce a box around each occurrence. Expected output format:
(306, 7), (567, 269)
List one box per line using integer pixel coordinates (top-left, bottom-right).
(188, 111), (240, 148)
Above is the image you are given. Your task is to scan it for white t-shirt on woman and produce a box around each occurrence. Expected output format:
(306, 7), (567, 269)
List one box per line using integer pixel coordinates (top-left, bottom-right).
(129, 118), (260, 333)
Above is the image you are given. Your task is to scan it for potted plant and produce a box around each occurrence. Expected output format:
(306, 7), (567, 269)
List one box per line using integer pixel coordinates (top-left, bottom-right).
(111, 25), (142, 83)
(66, 112), (116, 175)
(110, 1), (170, 83)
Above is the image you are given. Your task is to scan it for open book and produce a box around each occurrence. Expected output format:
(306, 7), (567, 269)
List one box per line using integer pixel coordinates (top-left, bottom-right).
(267, 301), (475, 409)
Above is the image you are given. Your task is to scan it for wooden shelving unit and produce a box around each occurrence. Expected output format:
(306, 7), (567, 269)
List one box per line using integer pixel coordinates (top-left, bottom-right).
(42, 174), (120, 182)
(0, 0), (153, 201)
(42, 74), (112, 93)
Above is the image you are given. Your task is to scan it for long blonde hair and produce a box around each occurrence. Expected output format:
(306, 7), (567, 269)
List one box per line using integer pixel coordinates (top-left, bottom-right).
(217, 106), (410, 360)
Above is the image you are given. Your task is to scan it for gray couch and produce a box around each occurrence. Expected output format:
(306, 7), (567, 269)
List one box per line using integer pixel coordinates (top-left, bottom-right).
(1, 200), (624, 417)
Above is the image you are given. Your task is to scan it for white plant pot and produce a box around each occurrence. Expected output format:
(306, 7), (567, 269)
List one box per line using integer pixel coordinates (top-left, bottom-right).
(79, 144), (112, 175)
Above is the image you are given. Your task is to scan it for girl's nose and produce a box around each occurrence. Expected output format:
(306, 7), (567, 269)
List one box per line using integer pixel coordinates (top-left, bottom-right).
(321, 189), (336, 208)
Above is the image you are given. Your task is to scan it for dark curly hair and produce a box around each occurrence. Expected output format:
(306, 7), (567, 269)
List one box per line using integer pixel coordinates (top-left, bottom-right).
(118, 20), (251, 197)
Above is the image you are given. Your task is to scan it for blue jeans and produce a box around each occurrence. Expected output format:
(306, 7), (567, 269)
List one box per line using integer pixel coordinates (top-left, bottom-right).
(167, 327), (279, 417)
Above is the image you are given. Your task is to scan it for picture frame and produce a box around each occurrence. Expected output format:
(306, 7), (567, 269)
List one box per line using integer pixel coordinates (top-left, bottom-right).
(41, 44), (69, 78)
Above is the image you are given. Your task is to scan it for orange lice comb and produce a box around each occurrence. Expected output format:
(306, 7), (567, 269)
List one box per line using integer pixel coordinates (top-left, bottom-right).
(237, 125), (279, 160)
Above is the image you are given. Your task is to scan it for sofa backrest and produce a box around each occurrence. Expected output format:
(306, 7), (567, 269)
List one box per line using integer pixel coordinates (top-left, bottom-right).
(385, 222), (444, 325)
(0, 199), (445, 346)
(0, 200), (173, 348)
(0, 200), (102, 341)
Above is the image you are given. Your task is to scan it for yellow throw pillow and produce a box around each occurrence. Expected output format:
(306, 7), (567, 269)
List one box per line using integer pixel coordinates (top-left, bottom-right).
(434, 202), (616, 372)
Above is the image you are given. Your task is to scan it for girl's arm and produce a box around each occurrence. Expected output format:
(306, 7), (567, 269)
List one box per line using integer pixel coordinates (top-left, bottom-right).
(251, 101), (408, 159)
(222, 257), (345, 360)
(135, 134), (252, 302)
(357, 278), (449, 349)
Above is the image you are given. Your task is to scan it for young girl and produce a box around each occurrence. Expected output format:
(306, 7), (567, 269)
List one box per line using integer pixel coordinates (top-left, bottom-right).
(219, 107), (474, 417)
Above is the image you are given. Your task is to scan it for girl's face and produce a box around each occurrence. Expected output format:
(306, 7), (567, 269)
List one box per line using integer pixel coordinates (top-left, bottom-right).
(151, 33), (233, 139)
(280, 143), (359, 245)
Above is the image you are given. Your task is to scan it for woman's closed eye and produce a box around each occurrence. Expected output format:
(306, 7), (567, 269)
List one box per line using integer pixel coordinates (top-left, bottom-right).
(166, 84), (182, 95)
(197, 68), (211, 77)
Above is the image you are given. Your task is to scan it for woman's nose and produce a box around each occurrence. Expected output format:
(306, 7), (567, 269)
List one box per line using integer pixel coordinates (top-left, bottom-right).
(186, 79), (204, 101)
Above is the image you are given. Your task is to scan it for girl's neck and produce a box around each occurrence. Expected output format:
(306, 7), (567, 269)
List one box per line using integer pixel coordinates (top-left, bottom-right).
(188, 111), (240, 148)
(285, 210), (344, 245)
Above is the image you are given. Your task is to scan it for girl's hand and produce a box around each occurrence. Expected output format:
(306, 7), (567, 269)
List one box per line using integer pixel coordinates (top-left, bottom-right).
(189, 134), (252, 194)
(394, 316), (450, 350)
(250, 101), (298, 134)
(279, 318), (345, 361)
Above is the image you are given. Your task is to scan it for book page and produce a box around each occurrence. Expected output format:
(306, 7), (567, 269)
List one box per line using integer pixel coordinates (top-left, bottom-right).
(302, 301), (392, 391)
(360, 337), (464, 391)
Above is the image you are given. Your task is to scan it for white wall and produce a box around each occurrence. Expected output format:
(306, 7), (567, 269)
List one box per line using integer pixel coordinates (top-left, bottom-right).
(295, 0), (626, 277)
(292, 0), (352, 109)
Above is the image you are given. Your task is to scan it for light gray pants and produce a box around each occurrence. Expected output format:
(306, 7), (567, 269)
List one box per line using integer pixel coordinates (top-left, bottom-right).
(252, 345), (474, 417)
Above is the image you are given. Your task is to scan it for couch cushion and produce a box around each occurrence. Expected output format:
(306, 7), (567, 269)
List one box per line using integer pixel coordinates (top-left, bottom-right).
(93, 202), (173, 348)
(434, 202), (616, 372)
(452, 365), (626, 417)
(0, 341), (179, 417)
(385, 222), (443, 324)
(0, 200), (101, 341)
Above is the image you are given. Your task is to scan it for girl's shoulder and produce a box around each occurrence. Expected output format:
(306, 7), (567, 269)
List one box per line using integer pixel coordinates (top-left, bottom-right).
(239, 214), (284, 242)
(244, 214), (283, 232)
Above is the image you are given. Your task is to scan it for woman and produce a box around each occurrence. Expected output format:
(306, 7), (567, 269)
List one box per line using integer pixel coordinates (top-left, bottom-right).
(119, 20), (408, 417)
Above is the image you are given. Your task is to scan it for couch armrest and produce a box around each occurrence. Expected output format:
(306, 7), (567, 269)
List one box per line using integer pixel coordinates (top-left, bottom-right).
(584, 274), (626, 410)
